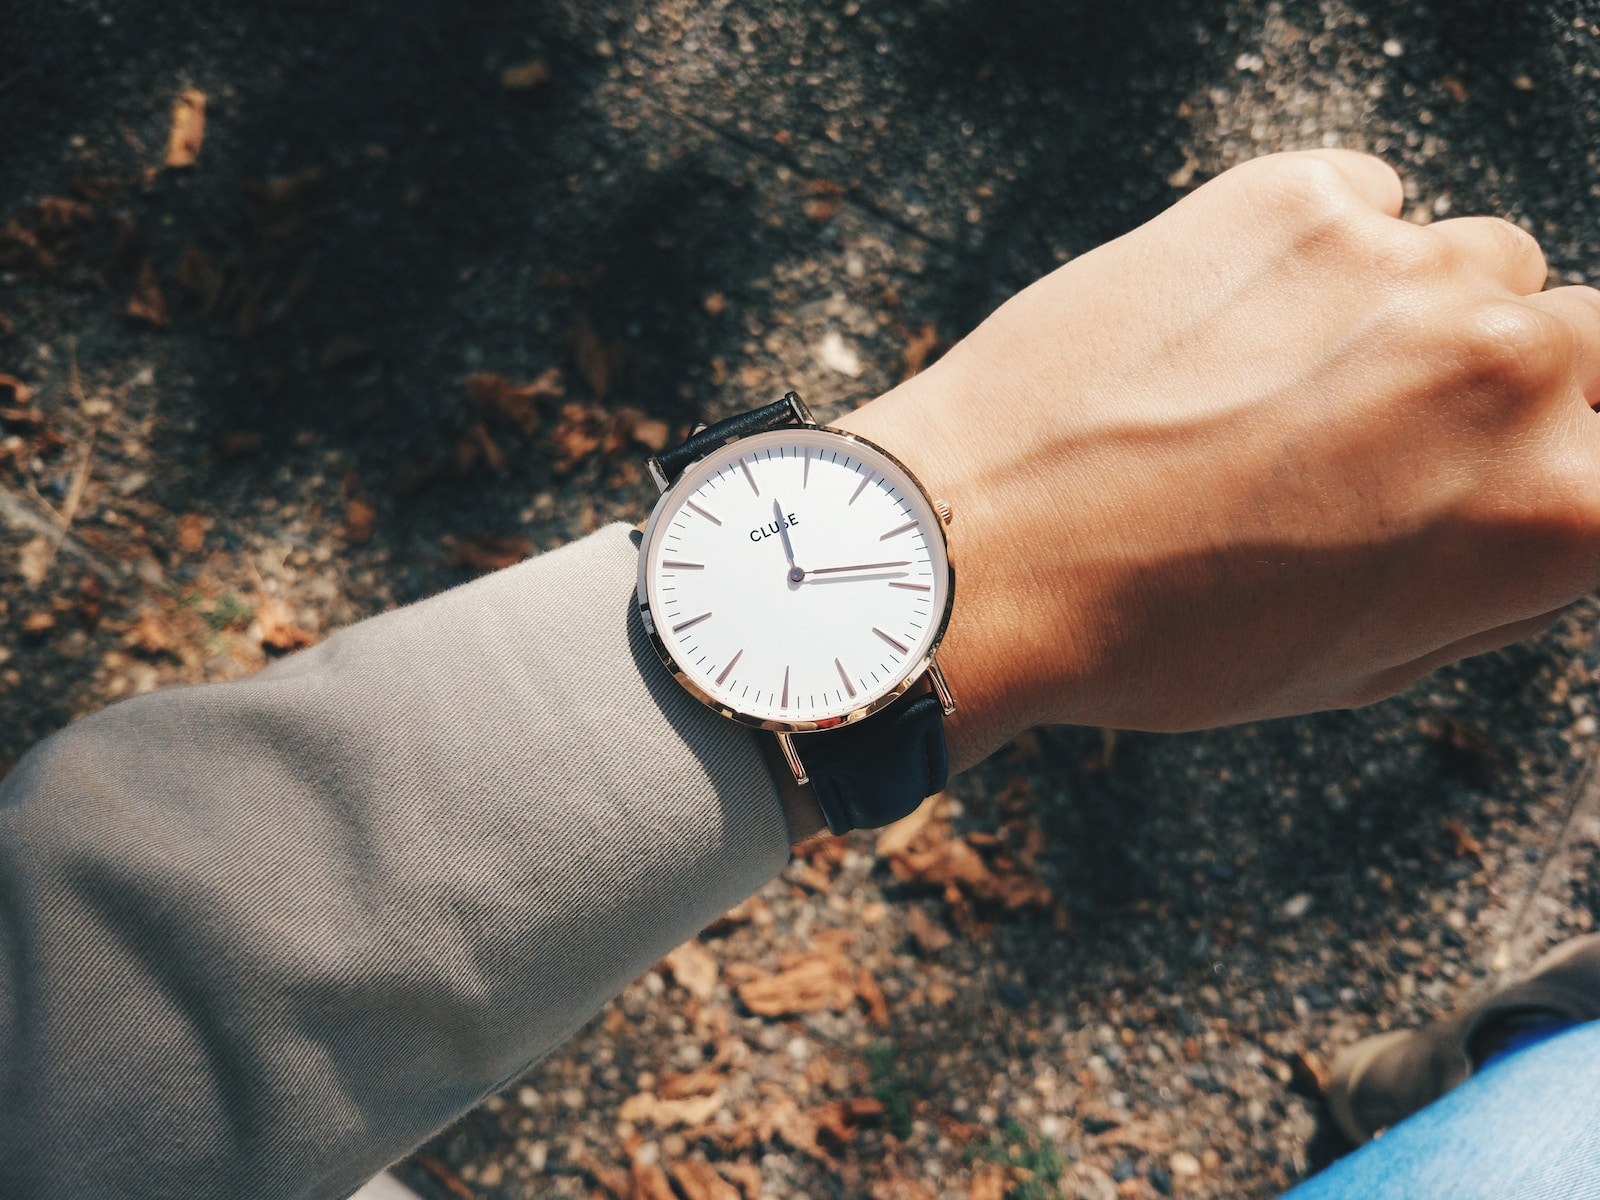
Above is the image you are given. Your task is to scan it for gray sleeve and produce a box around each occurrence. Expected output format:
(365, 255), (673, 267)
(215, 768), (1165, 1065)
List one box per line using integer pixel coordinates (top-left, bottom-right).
(0, 523), (791, 1200)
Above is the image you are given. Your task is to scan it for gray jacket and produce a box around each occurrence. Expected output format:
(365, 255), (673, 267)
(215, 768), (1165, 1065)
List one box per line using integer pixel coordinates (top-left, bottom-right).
(0, 525), (792, 1199)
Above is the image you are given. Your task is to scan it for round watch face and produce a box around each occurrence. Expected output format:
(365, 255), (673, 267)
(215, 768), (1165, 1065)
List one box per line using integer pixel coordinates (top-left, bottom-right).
(637, 426), (954, 729)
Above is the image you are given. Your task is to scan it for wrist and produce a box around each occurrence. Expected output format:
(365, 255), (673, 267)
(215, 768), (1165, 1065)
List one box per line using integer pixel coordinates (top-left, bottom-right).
(832, 360), (1091, 769)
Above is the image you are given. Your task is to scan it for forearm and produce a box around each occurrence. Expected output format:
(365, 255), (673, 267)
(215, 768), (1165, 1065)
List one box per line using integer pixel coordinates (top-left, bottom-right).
(0, 525), (790, 1200)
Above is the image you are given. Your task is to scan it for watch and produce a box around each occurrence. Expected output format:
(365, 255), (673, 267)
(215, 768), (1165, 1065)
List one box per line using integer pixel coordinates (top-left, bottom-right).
(635, 391), (957, 834)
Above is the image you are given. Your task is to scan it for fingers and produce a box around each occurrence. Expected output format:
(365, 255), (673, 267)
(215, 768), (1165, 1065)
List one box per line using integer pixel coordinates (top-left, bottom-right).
(1527, 285), (1600, 404)
(1295, 149), (1405, 218)
(1428, 216), (1549, 295)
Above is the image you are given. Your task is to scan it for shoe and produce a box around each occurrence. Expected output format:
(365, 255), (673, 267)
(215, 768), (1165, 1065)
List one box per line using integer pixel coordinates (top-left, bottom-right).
(1325, 933), (1600, 1145)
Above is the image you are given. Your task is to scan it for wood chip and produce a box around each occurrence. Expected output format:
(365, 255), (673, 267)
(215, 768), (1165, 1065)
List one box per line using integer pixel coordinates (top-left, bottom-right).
(343, 497), (376, 543)
(176, 513), (206, 554)
(18, 535), (51, 587)
(165, 89), (207, 169)
(501, 59), (551, 90)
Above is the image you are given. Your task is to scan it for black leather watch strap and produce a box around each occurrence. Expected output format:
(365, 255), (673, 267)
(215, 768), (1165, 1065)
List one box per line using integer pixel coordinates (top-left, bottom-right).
(790, 690), (949, 835)
(652, 393), (951, 835)
(656, 397), (800, 483)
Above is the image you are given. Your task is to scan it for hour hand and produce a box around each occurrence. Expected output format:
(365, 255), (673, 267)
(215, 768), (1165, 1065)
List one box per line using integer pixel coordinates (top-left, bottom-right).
(775, 499), (805, 581)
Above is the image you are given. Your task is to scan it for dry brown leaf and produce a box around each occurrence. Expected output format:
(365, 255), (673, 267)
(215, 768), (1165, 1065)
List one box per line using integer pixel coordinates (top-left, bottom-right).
(177, 513), (207, 554)
(970, 1166), (1009, 1200)
(663, 940), (718, 1001)
(165, 89), (207, 168)
(256, 597), (316, 652)
(904, 906), (953, 955)
(619, 1089), (724, 1130)
(343, 497), (376, 544)
(870, 1175), (938, 1200)
(900, 322), (939, 379)
(127, 261), (169, 327)
(0, 372), (32, 406)
(631, 416), (670, 453)
(467, 368), (563, 436)
(549, 402), (606, 472)
(630, 1160), (676, 1200)
(577, 1149), (631, 1199)
(658, 1066), (725, 1100)
(1444, 817), (1485, 863)
(127, 609), (181, 658)
(444, 533), (533, 572)
(804, 196), (841, 222)
(18, 536), (51, 587)
(570, 314), (616, 401)
(0, 220), (57, 273)
(734, 954), (858, 1019)
(667, 1161), (742, 1200)
(714, 1161), (762, 1200)
(875, 795), (940, 858)
(856, 966), (890, 1028)
(703, 894), (771, 937)
(1098, 1120), (1174, 1154)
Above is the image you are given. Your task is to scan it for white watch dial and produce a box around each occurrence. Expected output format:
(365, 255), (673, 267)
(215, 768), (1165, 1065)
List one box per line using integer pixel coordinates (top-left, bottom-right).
(638, 426), (952, 726)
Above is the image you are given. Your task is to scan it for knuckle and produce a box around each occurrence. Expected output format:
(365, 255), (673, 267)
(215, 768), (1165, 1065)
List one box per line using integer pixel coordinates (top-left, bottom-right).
(1370, 225), (1448, 281)
(1452, 301), (1567, 387)
(1488, 217), (1545, 268)
(1233, 153), (1354, 224)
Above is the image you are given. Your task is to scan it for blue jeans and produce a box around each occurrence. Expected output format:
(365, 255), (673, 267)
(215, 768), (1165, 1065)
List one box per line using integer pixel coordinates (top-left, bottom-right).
(1282, 1021), (1600, 1200)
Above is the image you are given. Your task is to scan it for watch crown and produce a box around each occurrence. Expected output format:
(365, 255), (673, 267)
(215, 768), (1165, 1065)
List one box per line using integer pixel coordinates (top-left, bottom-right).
(935, 498), (953, 526)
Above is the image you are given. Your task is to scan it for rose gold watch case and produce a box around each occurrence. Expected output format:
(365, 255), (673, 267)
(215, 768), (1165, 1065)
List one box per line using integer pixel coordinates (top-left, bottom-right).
(635, 423), (956, 736)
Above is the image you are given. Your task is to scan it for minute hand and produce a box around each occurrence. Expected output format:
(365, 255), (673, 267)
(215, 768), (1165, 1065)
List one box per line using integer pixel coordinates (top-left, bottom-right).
(807, 561), (912, 574)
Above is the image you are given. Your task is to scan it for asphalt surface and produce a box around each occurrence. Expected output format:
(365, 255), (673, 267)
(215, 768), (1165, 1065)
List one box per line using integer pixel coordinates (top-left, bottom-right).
(4, 2), (1600, 1197)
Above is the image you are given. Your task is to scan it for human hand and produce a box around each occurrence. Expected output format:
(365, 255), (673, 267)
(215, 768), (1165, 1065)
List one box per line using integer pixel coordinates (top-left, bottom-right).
(838, 150), (1600, 770)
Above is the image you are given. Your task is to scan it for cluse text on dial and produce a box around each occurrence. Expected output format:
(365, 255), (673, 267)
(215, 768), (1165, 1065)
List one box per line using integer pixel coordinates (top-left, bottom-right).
(749, 512), (800, 542)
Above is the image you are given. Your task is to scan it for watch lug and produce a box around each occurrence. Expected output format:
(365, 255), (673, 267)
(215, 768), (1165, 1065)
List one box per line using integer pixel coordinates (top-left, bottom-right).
(783, 390), (818, 427)
(776, 731), (810, 785)
(646, 456), (671, 493)
(927, 656), (957, 716)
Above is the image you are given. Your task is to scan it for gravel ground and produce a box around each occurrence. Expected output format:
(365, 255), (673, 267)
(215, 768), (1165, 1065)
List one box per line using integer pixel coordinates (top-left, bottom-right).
(4, 2), (1600, 1198)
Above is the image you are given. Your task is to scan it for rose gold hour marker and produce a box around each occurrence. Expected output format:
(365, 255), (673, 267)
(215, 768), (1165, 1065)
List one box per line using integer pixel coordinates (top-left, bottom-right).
(849, 472), (873, 504)
(662, 560), (705, 570)
(803, 448), (812, 488)
(716, 649), (744, 686)
(781, 664), (790, 709)
(672, 612), (712, 633)
(873, 626), (909, 653)
(739, 457), (759, 495)
(879, 519), (918, 541)
(834, 657), (857, 698)
(686, 499), (721, 525)
(889, 581), (932, 592)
